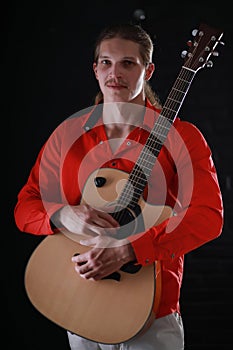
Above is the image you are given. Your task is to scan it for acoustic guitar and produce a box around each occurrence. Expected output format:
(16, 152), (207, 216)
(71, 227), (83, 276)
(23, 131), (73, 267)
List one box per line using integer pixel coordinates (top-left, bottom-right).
(24, 23), (224, 344)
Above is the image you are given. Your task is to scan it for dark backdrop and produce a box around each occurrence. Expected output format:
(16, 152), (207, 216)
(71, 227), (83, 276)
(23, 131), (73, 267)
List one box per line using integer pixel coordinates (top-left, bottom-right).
(5, 1), (233, 349)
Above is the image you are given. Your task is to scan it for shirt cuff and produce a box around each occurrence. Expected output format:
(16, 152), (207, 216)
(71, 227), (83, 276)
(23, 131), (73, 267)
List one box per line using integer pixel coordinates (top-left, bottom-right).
(127, 231), (156, 266)
(46, 203), (66, 233)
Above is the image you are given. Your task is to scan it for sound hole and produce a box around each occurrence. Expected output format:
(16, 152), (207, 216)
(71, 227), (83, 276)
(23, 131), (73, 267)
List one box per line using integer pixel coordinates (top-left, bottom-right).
(110, 204), (145, 239)
(111, 208), (136, 239)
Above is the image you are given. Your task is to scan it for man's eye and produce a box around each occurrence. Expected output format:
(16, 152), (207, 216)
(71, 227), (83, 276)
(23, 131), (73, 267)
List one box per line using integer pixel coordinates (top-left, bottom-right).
(122, 60), (134, 67)
(101, 60), (111, 65)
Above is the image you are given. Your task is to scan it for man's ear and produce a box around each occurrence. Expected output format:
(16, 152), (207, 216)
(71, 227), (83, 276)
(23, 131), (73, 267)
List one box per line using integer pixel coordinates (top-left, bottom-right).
(93, 63), (98, 80)
(145, 63), (155, 81)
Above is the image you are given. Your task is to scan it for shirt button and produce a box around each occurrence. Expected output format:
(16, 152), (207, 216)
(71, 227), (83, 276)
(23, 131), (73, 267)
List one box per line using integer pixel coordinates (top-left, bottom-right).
(171, 253), (175, 259)
(145, 258), (149, 264)
(126, 141), (131, 146)
(111, 162), (116, 166)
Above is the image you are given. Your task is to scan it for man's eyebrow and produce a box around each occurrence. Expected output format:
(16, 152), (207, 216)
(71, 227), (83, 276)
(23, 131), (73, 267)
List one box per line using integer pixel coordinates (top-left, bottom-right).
(99, 55), (136, 60)
(122, 56), (136, 60)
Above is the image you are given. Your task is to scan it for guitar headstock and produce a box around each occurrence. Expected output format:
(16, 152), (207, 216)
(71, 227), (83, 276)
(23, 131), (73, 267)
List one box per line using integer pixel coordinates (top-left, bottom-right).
(182, 23), (224, 72)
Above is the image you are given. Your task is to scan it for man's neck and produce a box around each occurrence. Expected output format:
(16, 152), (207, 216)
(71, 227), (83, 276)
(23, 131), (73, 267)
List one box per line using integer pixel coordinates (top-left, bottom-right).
(102, 101), (145, 127)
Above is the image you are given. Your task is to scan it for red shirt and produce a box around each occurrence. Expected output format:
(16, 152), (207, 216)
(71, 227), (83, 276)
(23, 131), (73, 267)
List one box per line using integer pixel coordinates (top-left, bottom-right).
(14, 99), (223, 318)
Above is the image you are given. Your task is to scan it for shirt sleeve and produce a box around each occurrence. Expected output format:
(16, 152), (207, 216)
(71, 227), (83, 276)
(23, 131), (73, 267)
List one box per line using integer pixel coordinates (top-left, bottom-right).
(128, 121), (224, 264)
(14, 126), (65, 235)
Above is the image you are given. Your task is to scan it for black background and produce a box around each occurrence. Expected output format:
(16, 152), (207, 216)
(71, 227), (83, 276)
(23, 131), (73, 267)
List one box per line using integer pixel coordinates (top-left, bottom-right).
(4, 1), (233, 349)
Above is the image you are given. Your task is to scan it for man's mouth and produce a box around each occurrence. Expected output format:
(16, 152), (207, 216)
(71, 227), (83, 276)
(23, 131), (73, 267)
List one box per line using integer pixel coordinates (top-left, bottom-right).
(105, 80), (128, 89)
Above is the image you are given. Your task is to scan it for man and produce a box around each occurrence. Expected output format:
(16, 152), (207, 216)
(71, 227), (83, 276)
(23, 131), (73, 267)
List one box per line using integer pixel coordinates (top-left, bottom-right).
(14, 23), (223, 349)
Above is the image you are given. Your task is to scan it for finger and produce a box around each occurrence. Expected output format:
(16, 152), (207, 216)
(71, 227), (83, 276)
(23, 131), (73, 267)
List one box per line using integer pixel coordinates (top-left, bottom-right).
(94, 210), (119, 228)
(76, 267), (101, 281)
(84, 222), (116, 237)
(75, 264), (92, 276)
(104, 226), (119, 236)
(71, 252), (88, 263)
(79, 236), (113, 248)
(87, 224), (106, 235)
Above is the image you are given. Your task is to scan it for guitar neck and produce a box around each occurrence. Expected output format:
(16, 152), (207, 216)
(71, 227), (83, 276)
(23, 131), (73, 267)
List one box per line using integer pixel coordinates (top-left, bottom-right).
(118, 67), (196, 209)
(115, 22), (224, 210)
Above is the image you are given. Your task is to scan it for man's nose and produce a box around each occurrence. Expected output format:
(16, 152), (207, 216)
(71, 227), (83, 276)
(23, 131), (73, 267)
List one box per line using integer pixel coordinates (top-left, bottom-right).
(109, 63), (122, 78)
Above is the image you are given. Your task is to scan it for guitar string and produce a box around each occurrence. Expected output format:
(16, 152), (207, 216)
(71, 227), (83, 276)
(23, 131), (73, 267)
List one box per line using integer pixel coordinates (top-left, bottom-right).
(115, 31), (206, 211)
(112, 66), (195, 225)
(113, 67), (194, 226)
(127, 31), (211, 198)
(113, 32), (211, 227)
(119, 67), (194, 201)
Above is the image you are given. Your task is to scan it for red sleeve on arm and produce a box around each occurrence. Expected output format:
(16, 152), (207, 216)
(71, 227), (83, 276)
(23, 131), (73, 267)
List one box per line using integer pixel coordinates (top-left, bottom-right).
(128, 121), (224, 264)
(14, 127), (65, 235)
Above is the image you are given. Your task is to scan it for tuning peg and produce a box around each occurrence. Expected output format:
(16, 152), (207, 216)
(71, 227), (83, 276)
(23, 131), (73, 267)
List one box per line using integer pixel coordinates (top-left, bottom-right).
(212, 51), (219, 56)
(192, 29), (198, 36)
(181, 50), (187, 58)
(219, 40), (225, 46)
(206, 60), (213, 68)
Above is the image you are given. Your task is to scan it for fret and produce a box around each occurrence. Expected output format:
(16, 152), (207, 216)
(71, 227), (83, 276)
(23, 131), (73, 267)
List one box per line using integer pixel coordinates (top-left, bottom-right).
(162, 106), (179, 114)
(117, 66), (197, 207)
(144, 146), (163, 157)
(171, 87), (186, 95)
(145, 137), (163, 148)
(159, 111), (177, 123)
(147, 133), (166, 147)
(171, 81), (191, 93)
(155, 115), (174, 128)
(138, 154), (157, 166)
(128, 197), (142, 209)
(177, 76), (192, 84)
(129, 165), (150, 184)
(164, 99), (181, 113)
(136, 161), (156, 177)
(167, 96), (181, 104)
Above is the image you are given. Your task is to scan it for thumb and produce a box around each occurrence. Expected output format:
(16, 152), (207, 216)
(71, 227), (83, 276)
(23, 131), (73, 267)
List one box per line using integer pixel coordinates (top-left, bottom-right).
(79, 237), (97, 246)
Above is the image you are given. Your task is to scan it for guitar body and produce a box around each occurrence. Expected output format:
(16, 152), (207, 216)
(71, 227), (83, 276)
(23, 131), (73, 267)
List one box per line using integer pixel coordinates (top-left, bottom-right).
(25, 168), (172, 344)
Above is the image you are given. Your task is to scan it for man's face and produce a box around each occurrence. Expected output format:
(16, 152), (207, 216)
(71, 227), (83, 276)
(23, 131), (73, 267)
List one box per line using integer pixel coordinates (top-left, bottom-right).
(93, 38), (154, 104)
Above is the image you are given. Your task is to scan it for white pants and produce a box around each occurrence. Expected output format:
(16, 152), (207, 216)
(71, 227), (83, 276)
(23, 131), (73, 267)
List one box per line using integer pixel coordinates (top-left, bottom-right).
(67, 312), (184, 350)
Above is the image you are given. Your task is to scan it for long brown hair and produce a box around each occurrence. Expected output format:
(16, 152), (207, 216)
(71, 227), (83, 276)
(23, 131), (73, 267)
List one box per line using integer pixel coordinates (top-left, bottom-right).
(93, 23), (161, 108)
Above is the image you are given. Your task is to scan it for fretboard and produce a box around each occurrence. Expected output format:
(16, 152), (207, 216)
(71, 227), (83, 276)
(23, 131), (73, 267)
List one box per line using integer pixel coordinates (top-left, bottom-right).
(117, 66), (196, 209)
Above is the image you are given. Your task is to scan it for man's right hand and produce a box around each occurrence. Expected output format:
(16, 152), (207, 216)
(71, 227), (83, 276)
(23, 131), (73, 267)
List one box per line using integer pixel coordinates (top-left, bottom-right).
(51, 204), (119, 236)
